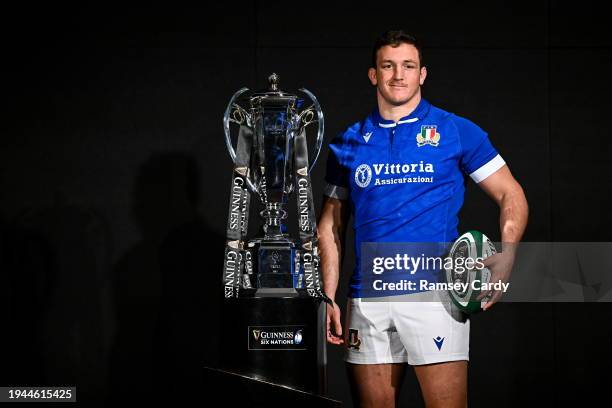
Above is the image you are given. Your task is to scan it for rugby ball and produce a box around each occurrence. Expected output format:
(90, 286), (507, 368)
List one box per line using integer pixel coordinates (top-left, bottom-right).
(445, 231), (496, 314)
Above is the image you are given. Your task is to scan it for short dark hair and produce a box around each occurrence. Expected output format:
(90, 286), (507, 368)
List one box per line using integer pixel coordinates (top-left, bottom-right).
(371, 30), (423, 68)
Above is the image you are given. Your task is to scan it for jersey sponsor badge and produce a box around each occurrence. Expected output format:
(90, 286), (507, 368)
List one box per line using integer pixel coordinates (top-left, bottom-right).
(355, 164), (372, 188)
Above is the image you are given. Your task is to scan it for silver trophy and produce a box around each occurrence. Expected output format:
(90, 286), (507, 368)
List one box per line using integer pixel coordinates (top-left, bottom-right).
(222, 73), (328, 300)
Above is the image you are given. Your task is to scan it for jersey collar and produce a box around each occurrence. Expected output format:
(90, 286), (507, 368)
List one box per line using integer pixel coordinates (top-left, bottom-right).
(372, 98), (431, 128)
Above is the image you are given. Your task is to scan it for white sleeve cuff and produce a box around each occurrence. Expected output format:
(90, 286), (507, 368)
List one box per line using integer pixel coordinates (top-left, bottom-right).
(469, 154), (506, 183)
(324, 183), (349, 200)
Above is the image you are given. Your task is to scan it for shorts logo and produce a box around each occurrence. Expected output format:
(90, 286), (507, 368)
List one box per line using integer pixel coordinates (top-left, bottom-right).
(416, 125), (441, 147)
(433, 336), (445, 350)
(348, 329), (361, 350)
(355, 164), (372, 188)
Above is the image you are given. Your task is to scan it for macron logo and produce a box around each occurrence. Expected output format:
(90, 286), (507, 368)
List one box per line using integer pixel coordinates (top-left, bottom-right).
(433, 336), (445, 351)
(363, 132), (372, 143)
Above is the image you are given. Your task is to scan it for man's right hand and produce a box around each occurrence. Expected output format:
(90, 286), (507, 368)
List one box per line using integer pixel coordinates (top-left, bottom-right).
(326, 301), (344, 345)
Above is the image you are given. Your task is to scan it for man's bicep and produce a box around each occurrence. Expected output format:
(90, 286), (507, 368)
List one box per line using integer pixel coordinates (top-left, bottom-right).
(319, 196), (349, 237)
(476, 164), (521, 204)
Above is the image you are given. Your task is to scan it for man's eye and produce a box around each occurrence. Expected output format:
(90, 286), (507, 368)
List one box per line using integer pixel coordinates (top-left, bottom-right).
(405, 65), (415, 69)
(382, 65), (391, 69)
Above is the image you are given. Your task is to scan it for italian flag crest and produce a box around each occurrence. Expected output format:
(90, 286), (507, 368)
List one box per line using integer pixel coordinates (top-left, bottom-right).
(416, 125), (441, 147)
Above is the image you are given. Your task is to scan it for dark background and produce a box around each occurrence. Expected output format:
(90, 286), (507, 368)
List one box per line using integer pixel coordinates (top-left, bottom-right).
(1, 2), (611, 406)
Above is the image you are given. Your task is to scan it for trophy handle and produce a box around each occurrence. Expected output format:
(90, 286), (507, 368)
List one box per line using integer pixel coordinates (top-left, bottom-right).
(223, 87), (258, 194)
(223, 87), (250, 163)
(298, 88), (324, 174)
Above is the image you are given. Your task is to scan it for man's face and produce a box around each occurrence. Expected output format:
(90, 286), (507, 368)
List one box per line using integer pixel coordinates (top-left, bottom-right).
(368, 43), (427, 107)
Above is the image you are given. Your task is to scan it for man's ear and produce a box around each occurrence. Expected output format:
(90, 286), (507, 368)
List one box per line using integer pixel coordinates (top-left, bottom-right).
(419, 66), (427, 85)
(368, 67), (377, 86)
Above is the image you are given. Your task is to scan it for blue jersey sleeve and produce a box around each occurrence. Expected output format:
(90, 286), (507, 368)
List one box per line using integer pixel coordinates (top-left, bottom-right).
(323, 132), (349, 200)
(455, 116), (505, 183)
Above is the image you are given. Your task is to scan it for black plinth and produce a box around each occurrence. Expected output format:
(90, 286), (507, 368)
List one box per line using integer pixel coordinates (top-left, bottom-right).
(219, 295), (327, 395)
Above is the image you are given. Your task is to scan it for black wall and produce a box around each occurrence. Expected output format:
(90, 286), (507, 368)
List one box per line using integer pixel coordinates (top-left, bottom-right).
(1, 2), (611, 406)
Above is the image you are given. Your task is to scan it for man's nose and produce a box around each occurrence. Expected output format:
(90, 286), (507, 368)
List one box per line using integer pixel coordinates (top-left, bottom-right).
(393, 66), (403, 80)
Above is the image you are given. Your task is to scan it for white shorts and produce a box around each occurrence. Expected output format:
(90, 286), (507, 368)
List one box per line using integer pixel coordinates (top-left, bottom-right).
(344, 292), (470, 365)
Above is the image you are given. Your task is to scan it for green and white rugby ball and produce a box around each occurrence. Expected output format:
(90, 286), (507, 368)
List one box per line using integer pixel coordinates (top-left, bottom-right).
(445, 230), (496, 314)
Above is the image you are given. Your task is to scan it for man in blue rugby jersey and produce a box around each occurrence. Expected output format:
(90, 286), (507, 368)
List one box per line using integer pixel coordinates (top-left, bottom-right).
(318, 30), (528, 407)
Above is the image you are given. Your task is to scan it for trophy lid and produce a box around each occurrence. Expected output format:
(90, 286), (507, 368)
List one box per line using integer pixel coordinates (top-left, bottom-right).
(250, 73), (299, 107)
(268, 73), (280, 91)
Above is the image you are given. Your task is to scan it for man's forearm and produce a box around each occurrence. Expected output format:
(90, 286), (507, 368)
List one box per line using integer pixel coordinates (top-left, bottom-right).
(319, 227), (343, 302)
(499, 186), (529, 252)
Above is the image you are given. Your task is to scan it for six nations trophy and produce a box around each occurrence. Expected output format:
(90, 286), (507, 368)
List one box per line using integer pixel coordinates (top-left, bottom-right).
(219, 73), (331, 395)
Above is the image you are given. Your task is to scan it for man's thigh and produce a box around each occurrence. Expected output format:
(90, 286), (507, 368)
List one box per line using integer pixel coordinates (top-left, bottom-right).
(346, 362), (407, 408)
(414, 360), (468, 408)
(344, 298), (409, 364)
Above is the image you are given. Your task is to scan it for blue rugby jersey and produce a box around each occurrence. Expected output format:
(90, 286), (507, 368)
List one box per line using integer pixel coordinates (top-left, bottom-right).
(324, 98), (505, 298)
